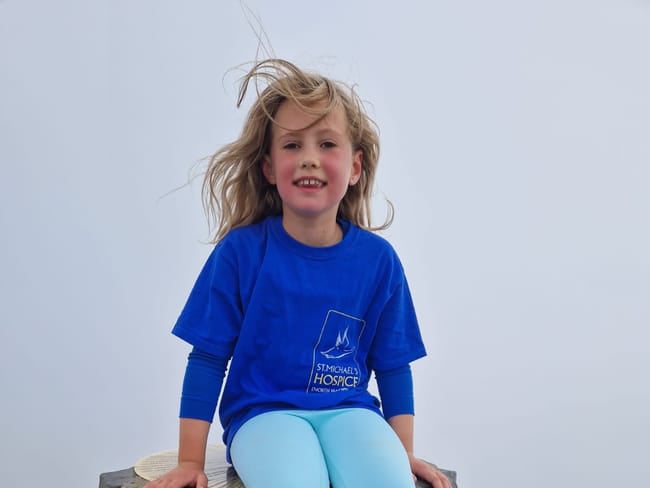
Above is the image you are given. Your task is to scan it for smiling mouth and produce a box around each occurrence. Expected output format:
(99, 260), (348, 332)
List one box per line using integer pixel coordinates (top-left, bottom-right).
(294, 177), (326, 188)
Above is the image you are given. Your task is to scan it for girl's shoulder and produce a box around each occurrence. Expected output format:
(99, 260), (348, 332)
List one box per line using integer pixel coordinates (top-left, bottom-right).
(214, 217), (275, 257)
(353, 225), (400, 259)
(348, 225), (409, 282)
(221, 218), (272, 243)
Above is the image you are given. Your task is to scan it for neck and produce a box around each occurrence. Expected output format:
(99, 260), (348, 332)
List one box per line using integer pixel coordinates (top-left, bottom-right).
(281, 214), (342, 247)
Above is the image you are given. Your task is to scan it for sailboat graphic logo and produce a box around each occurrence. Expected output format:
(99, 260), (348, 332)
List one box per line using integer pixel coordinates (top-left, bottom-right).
(321, 326), (355, 359)
(307, 309), (365, 394)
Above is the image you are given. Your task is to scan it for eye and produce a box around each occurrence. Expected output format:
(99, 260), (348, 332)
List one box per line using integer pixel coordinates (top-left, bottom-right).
(283, 142), (300, 150)
(321, 141), (337, 149)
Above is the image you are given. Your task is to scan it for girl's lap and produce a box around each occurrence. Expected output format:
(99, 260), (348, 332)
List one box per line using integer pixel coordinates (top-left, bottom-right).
(231, 409), (414, 488)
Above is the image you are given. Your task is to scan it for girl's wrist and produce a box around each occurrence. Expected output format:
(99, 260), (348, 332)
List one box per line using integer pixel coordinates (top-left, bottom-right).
(177, 459), (205, 470)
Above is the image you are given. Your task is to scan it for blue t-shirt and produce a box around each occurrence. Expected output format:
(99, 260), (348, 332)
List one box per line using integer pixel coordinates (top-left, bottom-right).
(172, 216), (427, 451)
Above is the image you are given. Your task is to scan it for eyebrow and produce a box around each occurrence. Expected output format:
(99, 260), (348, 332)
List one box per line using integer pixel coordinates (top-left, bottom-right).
(276, 128), (343, 139)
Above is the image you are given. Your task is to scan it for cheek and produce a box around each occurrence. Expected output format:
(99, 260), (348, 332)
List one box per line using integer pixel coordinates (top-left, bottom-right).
(275, 160), (296, 181)
(323, 154), (352, 179)
(273, 159), (296, 189)
(268, 154), (289, 175)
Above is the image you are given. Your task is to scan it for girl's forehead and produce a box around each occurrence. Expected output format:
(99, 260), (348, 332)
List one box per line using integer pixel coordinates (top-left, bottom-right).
(272, 100), (348, 134)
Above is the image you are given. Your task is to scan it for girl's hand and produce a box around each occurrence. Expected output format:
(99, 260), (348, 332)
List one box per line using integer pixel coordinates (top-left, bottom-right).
(143, 462), (208, 488)
(408, 453), (453, 488)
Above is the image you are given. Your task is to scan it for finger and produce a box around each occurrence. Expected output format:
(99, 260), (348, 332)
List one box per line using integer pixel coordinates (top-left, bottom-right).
(435, 470), (453, 488)
(444, 473), (454, 488)
(196, 472), (209, 488)
(436, 469), (452, 488)
(420, 469), (442, 488)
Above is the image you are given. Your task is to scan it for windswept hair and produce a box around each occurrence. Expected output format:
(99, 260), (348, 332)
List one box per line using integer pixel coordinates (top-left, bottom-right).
(202, 58), (393, 243)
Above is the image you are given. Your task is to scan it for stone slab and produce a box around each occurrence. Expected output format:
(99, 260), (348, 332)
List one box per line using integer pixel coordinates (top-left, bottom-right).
(99, 464), (458, 488)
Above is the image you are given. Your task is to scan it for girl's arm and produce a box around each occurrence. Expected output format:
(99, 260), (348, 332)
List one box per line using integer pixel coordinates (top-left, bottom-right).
(178, 417), (211, 469)
(145, 348), (228, 488)
(388, 414), (452, 488)
(143, 418), (212, 488)
(387, 413), (415, 453)
(376, 365), (452, 488)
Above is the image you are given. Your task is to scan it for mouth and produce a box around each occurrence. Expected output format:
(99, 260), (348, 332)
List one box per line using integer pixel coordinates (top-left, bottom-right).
(294, 177), (326, 188)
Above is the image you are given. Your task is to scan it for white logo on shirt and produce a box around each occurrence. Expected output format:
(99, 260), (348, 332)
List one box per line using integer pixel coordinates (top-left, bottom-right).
(307, 310), (365, 393)
(320, 326), (355, 359)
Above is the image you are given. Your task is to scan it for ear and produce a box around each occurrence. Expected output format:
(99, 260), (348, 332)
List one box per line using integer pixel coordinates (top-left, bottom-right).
(262, 155), (276, 184)
(349, 149), (363, 186)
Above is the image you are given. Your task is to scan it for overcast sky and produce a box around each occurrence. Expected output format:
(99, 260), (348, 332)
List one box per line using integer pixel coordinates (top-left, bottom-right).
(1, 1), (649, 487)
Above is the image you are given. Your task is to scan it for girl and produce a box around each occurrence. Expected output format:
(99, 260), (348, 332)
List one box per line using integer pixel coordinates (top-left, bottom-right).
(147, 59), (451, 488)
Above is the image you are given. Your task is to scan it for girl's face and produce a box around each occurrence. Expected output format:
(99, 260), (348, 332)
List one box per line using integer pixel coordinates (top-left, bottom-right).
(263, 100), (362, 229)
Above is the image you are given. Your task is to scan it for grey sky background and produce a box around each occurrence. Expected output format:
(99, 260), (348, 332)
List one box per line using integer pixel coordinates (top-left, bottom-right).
(1, 1), (648, 487)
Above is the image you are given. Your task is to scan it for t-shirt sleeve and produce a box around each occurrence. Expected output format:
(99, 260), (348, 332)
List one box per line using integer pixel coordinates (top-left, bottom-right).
(367, 255), (427, 371)
(172, 240), (242, 358)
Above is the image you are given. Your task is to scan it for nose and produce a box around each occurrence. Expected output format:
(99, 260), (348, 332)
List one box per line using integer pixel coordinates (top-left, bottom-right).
(300, 157), (320, 169)
(299, 143), (320, 169)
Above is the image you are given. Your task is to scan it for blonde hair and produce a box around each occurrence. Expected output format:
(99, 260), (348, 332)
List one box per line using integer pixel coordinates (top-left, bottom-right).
(202, 58), (393, 242)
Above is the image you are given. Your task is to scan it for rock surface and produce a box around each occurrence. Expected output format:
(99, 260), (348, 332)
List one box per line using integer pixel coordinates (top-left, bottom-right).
(99, 465), (458, 488)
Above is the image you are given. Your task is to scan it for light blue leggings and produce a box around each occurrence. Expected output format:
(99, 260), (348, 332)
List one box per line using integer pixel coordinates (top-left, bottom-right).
(230, 408), (415, 488)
